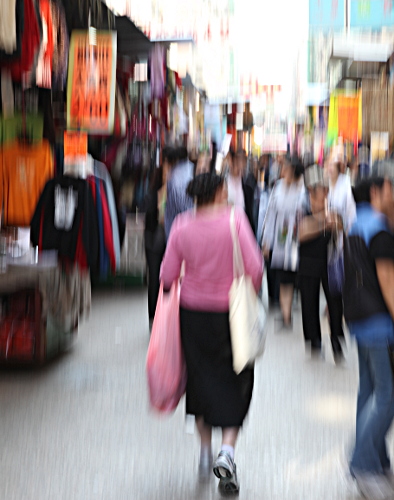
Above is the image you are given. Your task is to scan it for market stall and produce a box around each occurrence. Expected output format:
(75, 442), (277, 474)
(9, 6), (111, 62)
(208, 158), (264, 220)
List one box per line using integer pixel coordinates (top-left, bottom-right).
(0, 250), (79, 364)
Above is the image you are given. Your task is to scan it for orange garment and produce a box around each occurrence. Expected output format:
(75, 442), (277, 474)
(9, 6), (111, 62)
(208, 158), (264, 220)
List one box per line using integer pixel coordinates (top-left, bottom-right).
(337, 96), (360, 144)
(0, 140), (54, 226)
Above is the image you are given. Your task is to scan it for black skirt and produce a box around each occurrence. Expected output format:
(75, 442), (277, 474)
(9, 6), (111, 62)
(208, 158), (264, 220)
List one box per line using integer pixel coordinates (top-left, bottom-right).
(180, 308), (254, 428)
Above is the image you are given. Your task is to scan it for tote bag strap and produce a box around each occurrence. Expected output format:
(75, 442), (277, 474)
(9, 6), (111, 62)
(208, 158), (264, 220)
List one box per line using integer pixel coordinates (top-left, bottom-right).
(230, 207), (245, 279)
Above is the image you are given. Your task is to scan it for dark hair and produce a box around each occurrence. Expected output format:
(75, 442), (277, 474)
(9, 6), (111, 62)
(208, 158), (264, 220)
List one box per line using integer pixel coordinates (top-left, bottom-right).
(162, 146), (177, 165)
(176, 147), (188, 161)
(187, 173), (224, 207)
(352, 177), (385, 204)
(285, 155), (304, 180)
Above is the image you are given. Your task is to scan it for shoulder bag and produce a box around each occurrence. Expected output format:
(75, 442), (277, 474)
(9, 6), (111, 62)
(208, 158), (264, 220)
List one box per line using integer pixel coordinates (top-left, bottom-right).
(229, 208), (267, 374)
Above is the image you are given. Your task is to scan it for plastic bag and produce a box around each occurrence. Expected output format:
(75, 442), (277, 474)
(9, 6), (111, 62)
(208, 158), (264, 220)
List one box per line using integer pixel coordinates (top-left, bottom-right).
(328, 249), (344, 295)
(146, 281), (187, 413)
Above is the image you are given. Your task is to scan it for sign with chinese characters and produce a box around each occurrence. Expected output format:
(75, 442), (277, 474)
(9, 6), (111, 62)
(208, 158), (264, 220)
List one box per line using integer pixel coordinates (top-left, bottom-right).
(67, 31), (117, 134)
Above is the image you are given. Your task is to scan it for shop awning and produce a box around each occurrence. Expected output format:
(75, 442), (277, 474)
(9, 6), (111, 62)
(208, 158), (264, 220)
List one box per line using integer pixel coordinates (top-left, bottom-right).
(99, 2), (153, 61)
(61, 0), (153, 61)
(113, 16), (152, 61)
(332, 36), (393, 63)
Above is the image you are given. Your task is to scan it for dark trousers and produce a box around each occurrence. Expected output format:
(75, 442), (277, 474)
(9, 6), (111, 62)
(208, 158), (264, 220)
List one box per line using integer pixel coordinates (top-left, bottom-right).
(299, 274), (344, 347)
(145, 248), (165, 319)
(145, 225), (166, 320)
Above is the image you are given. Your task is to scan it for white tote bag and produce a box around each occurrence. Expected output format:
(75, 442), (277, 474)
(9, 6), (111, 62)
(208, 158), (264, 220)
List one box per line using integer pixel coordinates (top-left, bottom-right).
(229, 208), (267, 375)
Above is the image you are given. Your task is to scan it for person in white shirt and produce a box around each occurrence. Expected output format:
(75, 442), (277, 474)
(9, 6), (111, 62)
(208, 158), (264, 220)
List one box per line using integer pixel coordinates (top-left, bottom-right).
(262, 156), (305, 328)
(324, 159), (357, 357)
(327, 160), (357, 232)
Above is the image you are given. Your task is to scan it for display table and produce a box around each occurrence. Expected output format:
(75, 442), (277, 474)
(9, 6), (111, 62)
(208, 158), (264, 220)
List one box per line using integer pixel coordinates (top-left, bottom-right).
(0, 253), (77, 365)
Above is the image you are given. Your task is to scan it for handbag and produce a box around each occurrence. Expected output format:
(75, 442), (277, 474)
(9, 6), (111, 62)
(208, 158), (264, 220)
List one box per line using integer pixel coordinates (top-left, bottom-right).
(229, 208), (267, 375)
(146, 280), (187, 413)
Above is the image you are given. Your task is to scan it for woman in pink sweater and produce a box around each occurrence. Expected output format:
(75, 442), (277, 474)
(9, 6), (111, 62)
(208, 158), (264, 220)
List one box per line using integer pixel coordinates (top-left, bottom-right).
(161, 173), (263, 494)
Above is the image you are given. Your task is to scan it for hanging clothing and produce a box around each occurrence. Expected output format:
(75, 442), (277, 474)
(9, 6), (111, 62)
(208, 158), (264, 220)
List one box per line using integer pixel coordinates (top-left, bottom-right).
(99, 180), (116, 274)
(1, 69), (14, 118)
(94, 158), (121, 270)
(0, 139), (54, 226)
(150, 44), (165, 99)
(30, 176), (99, 270)
(88, 176), (116, 278)
(0, 0), (24, 61)
(38, 88), (56, 145)
(8, 0), (41, 85)
(50, 0), (69, 90)
(1, 114), (44, 144)
(0, 0), (18, 54)
(35, 0), (54, 88)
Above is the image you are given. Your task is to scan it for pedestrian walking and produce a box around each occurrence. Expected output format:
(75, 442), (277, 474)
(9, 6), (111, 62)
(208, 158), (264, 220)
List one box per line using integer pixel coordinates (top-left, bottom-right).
(298, 165), (345, 360)
(262, 155), (305, 328)
(164, 146), (194, 239)
(343, 173), (394, 500)
(160, 173), (263, 494)
(144, 147), (177, 330)
(226, 149), (256, 233)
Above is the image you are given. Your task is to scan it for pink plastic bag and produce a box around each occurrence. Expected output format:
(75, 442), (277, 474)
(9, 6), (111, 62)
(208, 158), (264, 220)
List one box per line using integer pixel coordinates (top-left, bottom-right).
(146, 281), (187, 413)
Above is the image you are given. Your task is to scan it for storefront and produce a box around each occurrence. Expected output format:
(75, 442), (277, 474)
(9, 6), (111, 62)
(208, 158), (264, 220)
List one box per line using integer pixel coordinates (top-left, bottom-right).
(0, 0), (203, 364)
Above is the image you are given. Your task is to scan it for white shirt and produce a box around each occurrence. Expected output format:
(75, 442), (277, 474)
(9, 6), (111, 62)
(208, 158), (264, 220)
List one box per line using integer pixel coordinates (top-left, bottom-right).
(262, 179), (305, 271)
(328, 173), (356, 232)
(227, 174), (245, 210)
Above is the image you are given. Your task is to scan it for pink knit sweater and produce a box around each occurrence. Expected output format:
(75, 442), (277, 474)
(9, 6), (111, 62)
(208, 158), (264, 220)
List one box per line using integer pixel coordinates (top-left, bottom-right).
(161, 206), (263, 312)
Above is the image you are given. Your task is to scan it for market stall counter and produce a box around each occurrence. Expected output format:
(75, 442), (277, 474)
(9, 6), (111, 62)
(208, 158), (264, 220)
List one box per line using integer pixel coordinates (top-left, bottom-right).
(0, 251), (83, 365)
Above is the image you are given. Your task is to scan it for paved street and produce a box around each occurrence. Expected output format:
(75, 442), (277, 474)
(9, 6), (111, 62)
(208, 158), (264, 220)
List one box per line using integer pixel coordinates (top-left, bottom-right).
(0, 285), (389, 500)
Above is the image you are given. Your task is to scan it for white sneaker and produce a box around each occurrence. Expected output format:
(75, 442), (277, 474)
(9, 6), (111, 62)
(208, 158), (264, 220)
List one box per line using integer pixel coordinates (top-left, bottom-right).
(355, 472), (394, 500)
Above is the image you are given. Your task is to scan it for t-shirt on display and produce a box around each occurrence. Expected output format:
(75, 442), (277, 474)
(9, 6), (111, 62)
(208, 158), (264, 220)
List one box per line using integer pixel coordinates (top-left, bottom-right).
(0, 139), (54, 226)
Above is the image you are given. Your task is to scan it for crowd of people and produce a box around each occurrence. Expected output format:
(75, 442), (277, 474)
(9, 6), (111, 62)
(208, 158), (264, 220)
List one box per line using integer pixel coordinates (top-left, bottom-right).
(144, 144), (394, 499)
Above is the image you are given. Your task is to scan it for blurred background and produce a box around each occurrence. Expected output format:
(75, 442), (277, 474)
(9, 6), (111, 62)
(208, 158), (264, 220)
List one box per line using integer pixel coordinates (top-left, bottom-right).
(1, 0), (394, 499)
